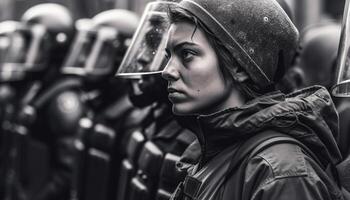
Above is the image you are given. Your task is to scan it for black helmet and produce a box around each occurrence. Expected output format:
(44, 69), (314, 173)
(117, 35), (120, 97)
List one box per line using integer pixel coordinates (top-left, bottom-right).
(61, 9), (139, 81)
(21, 3), (74, 66)
(298, 22), (341, 88)
(176, 0), (299, 90)
(21, 3), (73, 36)
(0, 20), (29, 82)
(0, 4), (74, 83)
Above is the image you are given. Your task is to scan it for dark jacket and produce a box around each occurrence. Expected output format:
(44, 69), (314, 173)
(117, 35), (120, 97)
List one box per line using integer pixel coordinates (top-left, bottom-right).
(173, 86), (344, 200)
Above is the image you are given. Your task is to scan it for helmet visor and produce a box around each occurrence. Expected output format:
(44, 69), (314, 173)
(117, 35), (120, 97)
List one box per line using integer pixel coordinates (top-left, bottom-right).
(84, 26), (118, 76)
(332, 1), (350, 97)
(61, 19), (96, 76)
(115, 2), (175, 79)
(0, 23), (47, 81)
(62, 19), (119, 77)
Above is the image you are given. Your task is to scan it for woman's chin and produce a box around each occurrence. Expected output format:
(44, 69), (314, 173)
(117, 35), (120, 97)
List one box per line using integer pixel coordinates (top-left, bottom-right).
(172, 107), (187, 116)
(172, 104), (198, 116)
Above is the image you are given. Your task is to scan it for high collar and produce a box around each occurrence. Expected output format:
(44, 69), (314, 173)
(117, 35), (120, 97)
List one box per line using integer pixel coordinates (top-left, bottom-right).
(193, 86), (342, 166)
(195, 91), (285, 162)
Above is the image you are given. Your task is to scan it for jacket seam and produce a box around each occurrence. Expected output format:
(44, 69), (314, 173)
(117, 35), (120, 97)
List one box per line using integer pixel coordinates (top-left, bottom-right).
(255, 154), (308, 185)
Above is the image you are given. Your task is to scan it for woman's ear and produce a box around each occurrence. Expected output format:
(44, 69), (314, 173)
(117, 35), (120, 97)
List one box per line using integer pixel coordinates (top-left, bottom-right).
(228, 65), (250, 83)
(234, 70), (250, 83)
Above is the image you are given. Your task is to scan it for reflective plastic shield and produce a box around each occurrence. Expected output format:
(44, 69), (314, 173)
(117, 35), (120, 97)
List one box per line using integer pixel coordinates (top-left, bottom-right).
(0, 22), (48, 82)
(61, 19), (96, 76)
(332, 0), (350, 97)
(61, 19), (118, 77)
(115, 2), (176, 78)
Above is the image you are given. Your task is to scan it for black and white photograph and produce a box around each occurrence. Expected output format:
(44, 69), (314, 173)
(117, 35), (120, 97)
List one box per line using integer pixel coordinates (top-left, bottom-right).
(0, 0), (349, 199)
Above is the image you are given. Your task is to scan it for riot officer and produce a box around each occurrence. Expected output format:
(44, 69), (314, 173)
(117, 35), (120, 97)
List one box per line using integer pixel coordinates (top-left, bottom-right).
(284, 22), (340, 90)
(0, 20), (23, 128)
(59, 9), (141, 200)
(283, 22), (350, 158)
(21, 3), (74, 85)
(115, 1), (196, 200)
(0, 21), (25, 200)
(331, 0), (350, 193)
(0, 4), (76, 200)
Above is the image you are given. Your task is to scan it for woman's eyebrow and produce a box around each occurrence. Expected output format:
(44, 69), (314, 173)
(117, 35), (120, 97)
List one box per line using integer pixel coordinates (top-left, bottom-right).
(173, 42), (197, 52)
(165, 41), (197, 54)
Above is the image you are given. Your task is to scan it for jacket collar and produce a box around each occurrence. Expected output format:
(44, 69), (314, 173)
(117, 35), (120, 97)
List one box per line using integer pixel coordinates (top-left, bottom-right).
(194, 86), (342, 165)
(194, 90), (284, 162)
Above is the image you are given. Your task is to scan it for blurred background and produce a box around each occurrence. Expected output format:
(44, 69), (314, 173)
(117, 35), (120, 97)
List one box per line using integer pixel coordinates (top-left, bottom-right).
(0, 0), (346, 31)
(0, 0), (153, 21)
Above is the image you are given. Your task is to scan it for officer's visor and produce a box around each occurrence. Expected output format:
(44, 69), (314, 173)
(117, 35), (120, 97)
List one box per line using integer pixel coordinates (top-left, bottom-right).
(332, 1), (350, 97)
(61, 19), (118, 77)
(115, 2), (176, 79)
(61, 19), (96, 76)
(0, 23), (47, 82)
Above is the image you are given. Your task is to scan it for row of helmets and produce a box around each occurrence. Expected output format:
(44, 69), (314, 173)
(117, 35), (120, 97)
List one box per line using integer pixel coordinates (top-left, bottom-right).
(1, 0), (350, 98)
(0, 3), (140, 84)
(0, 0), (328, 92)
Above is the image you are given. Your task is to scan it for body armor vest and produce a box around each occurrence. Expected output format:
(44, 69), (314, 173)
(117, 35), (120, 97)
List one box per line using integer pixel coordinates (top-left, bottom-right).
(0, 77), (84, 200)
(117, 104), (195, 200)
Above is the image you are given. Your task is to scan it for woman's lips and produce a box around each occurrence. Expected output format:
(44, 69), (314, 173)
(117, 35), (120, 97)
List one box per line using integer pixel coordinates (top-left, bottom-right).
(167, 87), (179, 93)
(167, 87), (186, 102)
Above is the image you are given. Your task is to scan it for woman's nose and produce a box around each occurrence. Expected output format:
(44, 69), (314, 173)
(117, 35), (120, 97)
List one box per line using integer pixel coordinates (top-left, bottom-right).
(162, 60), (179, 81)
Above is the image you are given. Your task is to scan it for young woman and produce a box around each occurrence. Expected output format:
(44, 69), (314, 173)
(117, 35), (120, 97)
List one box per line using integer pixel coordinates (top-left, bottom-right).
(161, 0), (344, 199)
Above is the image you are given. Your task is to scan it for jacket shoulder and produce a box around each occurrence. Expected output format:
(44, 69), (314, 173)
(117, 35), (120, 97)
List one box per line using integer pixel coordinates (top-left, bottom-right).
(243, 143), (332, 200)
(247, 143), (308, 180)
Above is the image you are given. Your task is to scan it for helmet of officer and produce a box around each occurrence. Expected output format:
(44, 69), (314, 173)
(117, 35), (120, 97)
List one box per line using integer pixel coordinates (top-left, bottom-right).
(0, 20), (28, 82)
(21, 3), (73, 36)
(0, 4), (74, 83)
(21, 3), (74, 69)
(61, 9), (139, 82)
(116, 0), (178, 79)
(115, 0), (178, 107)
(297, 22), (341, 89)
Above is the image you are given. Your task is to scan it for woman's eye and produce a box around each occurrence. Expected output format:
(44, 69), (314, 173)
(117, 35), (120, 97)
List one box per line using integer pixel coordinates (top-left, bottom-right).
(181, 50), (195, 62)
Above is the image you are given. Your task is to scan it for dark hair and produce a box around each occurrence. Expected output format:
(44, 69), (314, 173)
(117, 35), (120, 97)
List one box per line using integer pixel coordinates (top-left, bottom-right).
(167, 6), (266, 99)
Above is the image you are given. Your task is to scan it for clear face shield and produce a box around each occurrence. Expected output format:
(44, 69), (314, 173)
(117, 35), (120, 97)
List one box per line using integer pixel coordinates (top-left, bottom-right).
(61, 19), (119, 78)
(115, 1), (176, 79)
(332, 0), (350, 97)
(0, 21), (48, 82)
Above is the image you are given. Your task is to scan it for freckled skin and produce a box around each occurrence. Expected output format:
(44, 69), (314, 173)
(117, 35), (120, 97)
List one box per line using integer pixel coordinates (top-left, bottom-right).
(162, 22), (245, 115)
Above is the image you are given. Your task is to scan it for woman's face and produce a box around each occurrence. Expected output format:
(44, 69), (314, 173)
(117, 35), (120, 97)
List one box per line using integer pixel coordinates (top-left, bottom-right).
(162, 22), (242, 115)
